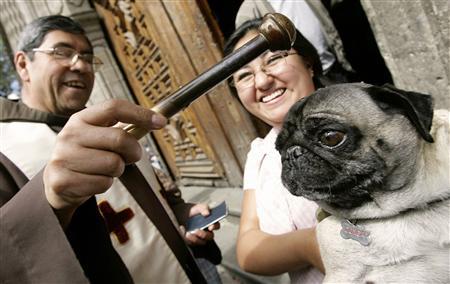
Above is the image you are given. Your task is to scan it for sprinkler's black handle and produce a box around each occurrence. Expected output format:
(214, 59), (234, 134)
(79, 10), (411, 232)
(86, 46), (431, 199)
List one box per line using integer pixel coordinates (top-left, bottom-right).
(124, 13), (296, 139)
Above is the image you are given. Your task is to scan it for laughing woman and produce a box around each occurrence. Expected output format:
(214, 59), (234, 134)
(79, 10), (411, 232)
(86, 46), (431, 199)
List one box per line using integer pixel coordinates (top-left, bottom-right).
(224, 18), (325, 283)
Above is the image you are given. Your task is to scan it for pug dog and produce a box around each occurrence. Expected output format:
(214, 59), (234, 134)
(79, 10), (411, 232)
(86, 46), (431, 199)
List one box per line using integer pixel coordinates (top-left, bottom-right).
(275, 83), (449, 283)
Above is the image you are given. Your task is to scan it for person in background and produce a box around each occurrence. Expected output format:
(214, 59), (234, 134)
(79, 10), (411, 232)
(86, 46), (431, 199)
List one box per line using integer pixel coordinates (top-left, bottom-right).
(235, 0), (394, 86)
(223, 18), (325, 283)
(236, 0), (355, 84)
(0, 15), (221, 283)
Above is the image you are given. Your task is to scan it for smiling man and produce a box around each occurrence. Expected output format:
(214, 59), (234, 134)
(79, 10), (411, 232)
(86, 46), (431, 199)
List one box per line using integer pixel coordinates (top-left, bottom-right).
(15, 19), (96, 116)
(0, 15), (222, 284)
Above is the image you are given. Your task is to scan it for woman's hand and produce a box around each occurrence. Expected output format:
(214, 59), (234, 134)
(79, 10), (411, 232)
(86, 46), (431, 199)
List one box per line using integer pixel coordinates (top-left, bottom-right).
(237, 189), (325, 275)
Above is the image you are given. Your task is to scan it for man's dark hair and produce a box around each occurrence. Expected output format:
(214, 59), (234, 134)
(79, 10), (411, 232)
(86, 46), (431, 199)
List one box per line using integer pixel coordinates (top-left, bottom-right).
(17, 15), (90, 59)
(223, 18), (324, 95)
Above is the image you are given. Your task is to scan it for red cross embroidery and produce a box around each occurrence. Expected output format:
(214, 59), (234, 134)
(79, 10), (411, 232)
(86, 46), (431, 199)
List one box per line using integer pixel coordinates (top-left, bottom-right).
(98, 201), (134, 244)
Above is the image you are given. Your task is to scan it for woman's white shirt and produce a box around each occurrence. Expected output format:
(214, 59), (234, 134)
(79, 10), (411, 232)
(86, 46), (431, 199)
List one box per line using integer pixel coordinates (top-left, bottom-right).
(243, 128), (324, 283)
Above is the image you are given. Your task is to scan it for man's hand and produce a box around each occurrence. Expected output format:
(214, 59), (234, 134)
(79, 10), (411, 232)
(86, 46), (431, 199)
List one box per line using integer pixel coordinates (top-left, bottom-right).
(180, 203), (221, 246)
(43, 99), (167, 225)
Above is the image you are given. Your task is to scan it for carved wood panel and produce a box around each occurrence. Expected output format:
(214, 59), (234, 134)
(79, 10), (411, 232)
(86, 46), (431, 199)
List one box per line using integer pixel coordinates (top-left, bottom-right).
(94, 0), (256, 187)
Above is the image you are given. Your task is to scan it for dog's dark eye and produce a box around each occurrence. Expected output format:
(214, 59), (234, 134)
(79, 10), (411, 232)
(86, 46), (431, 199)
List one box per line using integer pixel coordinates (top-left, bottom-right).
(319, 130), (346, 147)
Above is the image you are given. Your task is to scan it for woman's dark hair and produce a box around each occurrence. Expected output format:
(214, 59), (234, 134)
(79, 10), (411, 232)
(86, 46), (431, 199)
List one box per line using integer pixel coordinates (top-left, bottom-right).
(223, 18), (324, 96)
(17, 15), (90, 60)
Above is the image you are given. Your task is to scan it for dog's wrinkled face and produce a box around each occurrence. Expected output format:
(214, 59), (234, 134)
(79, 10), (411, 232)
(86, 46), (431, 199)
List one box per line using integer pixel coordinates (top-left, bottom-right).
(276, 83), (433, 210)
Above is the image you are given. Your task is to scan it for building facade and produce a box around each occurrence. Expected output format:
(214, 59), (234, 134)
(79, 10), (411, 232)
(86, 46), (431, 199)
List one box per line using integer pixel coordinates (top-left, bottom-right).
(1, 0), (448, 187)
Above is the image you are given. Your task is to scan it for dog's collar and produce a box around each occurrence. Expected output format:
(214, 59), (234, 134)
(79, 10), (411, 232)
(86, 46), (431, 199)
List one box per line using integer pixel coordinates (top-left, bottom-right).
(320, 192), (450, 223)
(331, 193), (450, 247)
(397, 194), (450, 216)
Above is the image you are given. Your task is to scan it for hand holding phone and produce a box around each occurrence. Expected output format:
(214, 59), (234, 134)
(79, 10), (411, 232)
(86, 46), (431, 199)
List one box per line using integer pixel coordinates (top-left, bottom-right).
(185, 201), (228, 233)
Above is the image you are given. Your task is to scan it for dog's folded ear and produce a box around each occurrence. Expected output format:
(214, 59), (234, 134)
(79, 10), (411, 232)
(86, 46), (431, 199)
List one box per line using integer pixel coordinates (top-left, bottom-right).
(367, 84), (434, 143)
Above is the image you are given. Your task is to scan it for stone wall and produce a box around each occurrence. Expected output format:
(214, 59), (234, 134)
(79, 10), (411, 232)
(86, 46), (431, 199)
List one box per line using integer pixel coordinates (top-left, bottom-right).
(361, 0), (449, 109)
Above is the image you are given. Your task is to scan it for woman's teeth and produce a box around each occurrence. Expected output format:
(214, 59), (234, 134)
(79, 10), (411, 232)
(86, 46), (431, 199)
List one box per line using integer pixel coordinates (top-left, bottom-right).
(261, 89), (285, 103)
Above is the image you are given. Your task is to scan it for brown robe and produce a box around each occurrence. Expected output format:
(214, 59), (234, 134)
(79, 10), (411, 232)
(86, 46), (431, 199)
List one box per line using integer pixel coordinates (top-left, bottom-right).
(0, 152), (133, 283)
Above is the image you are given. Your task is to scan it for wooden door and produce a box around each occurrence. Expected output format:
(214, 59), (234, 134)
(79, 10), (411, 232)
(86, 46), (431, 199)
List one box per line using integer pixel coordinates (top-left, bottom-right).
(93, 0), (258, 187)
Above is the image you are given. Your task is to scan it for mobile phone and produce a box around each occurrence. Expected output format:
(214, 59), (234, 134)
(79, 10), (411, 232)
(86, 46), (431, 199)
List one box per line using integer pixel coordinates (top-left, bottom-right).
(185, 201), (228, 233)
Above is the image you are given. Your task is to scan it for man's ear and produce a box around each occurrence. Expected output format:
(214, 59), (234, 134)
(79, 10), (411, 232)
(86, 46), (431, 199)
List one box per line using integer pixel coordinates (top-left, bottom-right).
(306, 63), (314, 78)
(14, 51), (30, 82)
